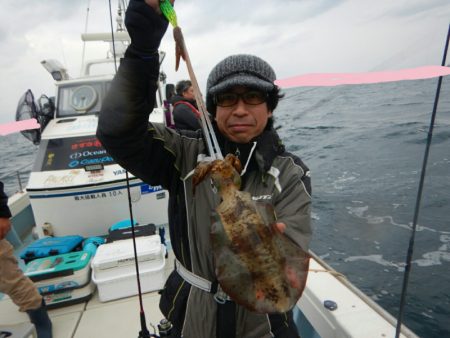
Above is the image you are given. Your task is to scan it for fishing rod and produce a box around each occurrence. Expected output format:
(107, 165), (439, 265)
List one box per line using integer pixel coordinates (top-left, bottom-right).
(394, 24), (450, 338)
(160, 0), (224, 160)
(108, 1), (155, 337)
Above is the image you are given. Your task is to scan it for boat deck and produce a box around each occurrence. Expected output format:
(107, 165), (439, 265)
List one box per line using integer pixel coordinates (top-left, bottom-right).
(0, 253), (173, 338)
(0, 251), (419, 338)
(0, 203), (418, 338)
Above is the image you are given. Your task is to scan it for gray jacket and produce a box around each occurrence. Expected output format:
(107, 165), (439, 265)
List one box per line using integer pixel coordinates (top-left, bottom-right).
(97, 56), (312, 338)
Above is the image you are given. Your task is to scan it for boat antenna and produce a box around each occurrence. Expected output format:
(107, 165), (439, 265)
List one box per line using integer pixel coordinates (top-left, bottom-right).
(394, 24), (450, 338)
(81, 0), (91, 76)
(109, 1), (119, 71)
(108, 1), (152, 337)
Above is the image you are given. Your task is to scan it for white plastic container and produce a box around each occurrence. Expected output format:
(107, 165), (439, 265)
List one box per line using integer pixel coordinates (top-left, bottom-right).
(91, 235), (167, 302)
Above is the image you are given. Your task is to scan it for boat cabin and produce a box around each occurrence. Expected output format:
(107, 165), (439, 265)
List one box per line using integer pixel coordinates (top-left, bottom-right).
(15, 38), (172, 238)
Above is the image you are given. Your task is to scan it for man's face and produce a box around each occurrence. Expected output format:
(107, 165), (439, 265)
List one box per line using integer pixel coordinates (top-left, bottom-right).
(182, 86), (195, 101)
(215, 86), (272, 144)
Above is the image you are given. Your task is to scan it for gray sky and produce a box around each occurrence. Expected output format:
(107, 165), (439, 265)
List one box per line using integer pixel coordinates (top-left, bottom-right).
(0, 0), (449, 123)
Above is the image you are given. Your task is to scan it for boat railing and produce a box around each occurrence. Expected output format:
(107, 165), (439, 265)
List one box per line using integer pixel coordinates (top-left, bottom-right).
(0, 162), (33, 195)
(307, 251), (419, 337)
(80, 31), (129, 77)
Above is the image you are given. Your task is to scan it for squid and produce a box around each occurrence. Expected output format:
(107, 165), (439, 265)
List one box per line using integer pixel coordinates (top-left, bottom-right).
(194, 154), (310, 313)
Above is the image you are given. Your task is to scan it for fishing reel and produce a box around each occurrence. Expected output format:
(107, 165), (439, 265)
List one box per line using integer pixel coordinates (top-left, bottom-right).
(138, 318), (172, 338)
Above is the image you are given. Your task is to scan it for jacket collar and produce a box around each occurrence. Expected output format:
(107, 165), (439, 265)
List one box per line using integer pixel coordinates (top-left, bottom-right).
(212, 122), (285, 174)
(170, 95), (197, 107)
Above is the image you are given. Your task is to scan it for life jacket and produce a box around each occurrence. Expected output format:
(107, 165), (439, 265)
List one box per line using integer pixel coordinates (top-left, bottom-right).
(173, 100), (201, 119)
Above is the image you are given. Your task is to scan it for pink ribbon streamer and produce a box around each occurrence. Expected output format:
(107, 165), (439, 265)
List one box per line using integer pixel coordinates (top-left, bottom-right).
(275, 65), (450, 88)
(1, 66), (450, 136)
(0, 119), (40, 136)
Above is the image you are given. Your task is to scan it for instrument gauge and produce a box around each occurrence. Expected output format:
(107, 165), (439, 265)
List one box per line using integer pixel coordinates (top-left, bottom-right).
(69, 85), (97, 111)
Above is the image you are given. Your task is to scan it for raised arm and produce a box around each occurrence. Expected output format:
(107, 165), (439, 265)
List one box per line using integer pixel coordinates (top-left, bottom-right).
(97, 0), (178, 188)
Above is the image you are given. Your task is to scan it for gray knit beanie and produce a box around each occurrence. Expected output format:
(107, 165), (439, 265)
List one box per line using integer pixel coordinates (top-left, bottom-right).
(206, 54), (276, 113)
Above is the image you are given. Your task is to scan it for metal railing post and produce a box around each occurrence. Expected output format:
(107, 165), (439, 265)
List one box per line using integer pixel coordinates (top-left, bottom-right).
(16, 171), (23, 192)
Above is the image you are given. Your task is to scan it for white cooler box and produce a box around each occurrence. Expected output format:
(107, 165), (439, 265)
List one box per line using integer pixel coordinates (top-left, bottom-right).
(91, 235), (166, 302)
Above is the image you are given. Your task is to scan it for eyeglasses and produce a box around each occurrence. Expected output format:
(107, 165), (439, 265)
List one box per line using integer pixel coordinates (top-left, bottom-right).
(214, 90), (267, 107)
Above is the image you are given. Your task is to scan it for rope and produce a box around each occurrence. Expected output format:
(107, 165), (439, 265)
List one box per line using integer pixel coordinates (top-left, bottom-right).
(308, 268), (347, 279)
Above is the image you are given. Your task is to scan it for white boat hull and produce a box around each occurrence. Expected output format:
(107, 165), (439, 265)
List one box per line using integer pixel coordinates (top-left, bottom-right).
(27, 179), (168, 238)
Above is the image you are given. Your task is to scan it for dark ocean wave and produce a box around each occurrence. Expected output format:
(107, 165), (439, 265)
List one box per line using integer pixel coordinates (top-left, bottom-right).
(405, 130), (450, 144)
(383, 128), (425, 140)
(297, 125), (344, 130)
(277, 79), (449, 338)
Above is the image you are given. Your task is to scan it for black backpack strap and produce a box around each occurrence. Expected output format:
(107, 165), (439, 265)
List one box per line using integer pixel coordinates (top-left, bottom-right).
(211, 278), (236, 338)
(268, 310), (300, 338)
(175, 260), (237, 337)
(216, 301), (236, 338)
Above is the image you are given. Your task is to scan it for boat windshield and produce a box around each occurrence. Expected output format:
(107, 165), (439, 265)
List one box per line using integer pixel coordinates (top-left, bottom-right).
(57, 81), (110, 117)
(33, 135), (115, 172)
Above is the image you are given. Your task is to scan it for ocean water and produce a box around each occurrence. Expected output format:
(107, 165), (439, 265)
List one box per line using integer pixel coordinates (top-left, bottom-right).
(276, 78), (450, 338)
(0, 77), (449, 337)
(0, 134), (38, 194)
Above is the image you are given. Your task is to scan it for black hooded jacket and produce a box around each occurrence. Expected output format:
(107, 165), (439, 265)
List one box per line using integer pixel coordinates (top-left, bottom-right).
(169, 95), (201, 131)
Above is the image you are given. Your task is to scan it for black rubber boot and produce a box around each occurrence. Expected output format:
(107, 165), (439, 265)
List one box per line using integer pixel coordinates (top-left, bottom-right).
(26, 299), (53, 338)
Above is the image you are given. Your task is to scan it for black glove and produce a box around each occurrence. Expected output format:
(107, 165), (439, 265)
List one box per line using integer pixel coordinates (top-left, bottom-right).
(125, 0), (169, 58)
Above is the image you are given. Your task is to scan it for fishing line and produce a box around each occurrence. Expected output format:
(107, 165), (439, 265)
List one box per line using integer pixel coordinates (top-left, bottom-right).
(394, 23), (450, 338)
(160, 0), (224, 160)
(108, 1), (152, 337)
